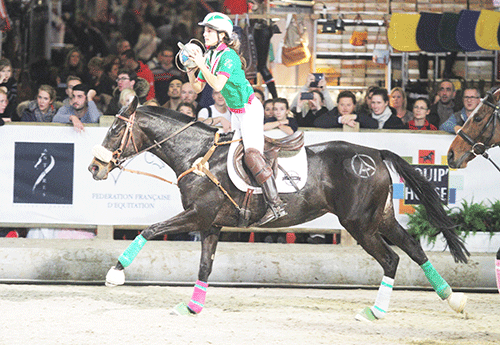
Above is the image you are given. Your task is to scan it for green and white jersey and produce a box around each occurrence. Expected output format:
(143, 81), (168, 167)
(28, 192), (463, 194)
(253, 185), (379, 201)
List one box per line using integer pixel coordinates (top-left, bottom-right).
(197, 43), (255, 113)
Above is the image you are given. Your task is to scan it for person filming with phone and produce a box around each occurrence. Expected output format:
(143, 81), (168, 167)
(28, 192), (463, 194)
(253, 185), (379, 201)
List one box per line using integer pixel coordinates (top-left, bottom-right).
(290, 73), (335, 114)
(291, 89), (328, 127)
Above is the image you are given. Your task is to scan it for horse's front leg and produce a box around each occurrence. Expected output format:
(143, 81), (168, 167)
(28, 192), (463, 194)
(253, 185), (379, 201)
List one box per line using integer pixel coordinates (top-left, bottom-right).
(173, 225), (222, 315)
(105, 207), (211, 287)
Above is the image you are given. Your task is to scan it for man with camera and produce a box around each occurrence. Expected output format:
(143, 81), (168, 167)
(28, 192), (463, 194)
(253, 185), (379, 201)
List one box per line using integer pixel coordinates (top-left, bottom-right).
(290, 73), (335, 115)
(291, 89), (329, 128)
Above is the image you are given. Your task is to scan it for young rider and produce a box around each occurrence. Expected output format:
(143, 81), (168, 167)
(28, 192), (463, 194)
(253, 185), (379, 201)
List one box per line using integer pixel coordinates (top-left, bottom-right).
(186, 12), (286, 226)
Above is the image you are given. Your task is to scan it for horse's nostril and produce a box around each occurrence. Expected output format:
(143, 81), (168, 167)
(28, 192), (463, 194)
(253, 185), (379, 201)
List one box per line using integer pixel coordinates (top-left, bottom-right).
(88, 164), (98, 174)
(447, 150), (455, 165)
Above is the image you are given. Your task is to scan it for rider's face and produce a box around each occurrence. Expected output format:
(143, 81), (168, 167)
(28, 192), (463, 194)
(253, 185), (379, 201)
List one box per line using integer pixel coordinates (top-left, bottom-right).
(203, 27), (222, 48)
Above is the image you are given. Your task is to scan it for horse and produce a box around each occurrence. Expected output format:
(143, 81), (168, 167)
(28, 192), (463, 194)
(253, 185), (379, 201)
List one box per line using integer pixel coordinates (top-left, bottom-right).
(89, 97), (469, 321)
(447, 86), (500, 294)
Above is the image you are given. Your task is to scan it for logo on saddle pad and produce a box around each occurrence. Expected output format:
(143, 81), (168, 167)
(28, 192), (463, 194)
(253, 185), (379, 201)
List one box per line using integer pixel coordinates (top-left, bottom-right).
(281, 171), (301, 186)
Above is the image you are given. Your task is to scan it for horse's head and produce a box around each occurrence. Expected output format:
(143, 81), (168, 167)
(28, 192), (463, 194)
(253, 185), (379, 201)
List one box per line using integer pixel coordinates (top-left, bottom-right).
(448, 87), (500, 169)
(88, 96), (141, 180)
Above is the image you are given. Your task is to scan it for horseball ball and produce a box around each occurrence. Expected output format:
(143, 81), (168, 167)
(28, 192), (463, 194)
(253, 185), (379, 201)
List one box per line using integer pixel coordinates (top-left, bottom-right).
(177, 42), (202, 69)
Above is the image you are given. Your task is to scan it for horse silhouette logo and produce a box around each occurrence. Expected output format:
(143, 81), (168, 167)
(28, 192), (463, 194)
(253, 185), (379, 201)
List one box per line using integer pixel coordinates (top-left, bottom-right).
(418, 150), (435, 164)
(13, 142), (74, 204)
(32, 151), (55, 194)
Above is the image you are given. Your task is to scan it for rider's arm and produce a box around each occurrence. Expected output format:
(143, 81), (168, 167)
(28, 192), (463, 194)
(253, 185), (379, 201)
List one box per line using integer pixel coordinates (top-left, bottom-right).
(187, 69), (205, 94)
(196, 64), (228, 92)
(189, 49), (229, 92)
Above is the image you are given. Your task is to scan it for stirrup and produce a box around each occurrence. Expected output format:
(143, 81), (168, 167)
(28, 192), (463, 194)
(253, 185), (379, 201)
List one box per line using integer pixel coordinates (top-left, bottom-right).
(255, 204), (287, 227)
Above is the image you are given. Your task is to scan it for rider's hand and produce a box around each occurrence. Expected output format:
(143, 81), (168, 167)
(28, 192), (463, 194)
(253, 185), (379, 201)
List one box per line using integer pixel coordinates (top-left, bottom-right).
(189, 49), (205, 69)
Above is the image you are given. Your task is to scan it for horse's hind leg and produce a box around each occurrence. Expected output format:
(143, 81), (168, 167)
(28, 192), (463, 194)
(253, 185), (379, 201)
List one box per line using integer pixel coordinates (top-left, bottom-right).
(173, 226), (222, 315)
(382, 221), (467, 313)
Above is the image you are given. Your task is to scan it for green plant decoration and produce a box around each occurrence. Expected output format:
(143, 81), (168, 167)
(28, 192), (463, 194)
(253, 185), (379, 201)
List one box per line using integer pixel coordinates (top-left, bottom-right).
(407, 199), (500, 243)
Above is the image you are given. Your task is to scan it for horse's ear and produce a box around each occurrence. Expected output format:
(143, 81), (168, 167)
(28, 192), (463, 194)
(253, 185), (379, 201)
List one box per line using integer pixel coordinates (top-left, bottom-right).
(122, 96), (139, 118)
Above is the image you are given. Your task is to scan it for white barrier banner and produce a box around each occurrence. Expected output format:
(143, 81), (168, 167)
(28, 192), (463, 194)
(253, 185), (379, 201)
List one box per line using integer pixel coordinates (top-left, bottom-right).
(0, 125), (183, 226)
(1, 125), (498, 228)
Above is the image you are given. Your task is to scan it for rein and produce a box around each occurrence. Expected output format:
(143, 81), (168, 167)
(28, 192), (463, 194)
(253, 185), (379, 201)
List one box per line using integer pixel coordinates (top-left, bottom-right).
(457, 88), (500, 172)
(113, 114), (198, 166)
(105, 113), (243, 209)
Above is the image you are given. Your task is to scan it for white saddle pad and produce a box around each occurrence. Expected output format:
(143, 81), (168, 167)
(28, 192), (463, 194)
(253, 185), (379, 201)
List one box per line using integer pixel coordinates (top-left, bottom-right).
(227, 130), (308, 194)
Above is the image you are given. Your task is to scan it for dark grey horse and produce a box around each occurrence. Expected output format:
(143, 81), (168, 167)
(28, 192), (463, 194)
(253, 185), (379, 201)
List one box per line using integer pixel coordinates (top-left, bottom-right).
(89, 98), (469, 320)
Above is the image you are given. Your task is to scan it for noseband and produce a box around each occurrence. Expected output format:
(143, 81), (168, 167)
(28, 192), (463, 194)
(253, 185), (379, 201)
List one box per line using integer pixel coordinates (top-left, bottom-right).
(456, 87), (500, 172)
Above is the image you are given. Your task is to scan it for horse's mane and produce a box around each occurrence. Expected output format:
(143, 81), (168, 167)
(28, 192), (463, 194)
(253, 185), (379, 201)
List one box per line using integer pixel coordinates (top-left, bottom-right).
(137, 105), (234, 141)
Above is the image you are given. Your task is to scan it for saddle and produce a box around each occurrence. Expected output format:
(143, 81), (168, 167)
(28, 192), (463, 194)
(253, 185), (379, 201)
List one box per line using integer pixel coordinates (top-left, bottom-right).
(233, 131), (304, 186)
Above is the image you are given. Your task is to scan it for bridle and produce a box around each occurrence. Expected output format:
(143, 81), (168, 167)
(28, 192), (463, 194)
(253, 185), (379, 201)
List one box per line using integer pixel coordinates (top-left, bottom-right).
(111, 110), (199, 168)
(456, 87), (500, 172)
(93, 109), (244, 210)
(110, 111), (140, 166)
(93, 109), (198, 183)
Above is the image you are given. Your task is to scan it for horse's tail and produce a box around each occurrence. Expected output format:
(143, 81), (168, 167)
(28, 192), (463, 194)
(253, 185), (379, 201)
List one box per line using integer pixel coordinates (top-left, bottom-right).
(380, 149), (470, 264)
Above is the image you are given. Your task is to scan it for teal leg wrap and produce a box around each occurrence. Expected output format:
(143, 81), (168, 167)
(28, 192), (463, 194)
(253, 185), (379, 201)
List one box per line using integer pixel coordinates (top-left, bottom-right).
(118, 235), (147, 268)
(421, 261), (452, 300)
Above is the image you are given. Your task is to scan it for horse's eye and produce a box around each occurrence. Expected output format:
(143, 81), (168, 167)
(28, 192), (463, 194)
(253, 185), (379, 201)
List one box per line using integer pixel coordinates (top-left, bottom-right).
(473, 115), (483, 122)
(109, 122), (121, 134)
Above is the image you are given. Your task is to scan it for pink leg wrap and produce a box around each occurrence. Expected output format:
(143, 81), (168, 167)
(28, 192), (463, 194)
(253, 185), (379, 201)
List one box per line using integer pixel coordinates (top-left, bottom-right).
(188, 280), (208, 314)
(496, 260), (500, 294)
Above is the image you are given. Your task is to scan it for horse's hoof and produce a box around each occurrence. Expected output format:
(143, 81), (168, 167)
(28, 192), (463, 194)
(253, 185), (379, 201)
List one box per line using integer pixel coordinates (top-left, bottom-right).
(354, 307), (377, 322)
(447, 292), (467, 313)
(170, 302), (195, 316)
(105, 266), (125, 287)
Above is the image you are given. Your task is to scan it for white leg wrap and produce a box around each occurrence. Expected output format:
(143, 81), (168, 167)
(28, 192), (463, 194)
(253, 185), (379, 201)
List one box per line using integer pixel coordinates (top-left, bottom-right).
(105, 266), (125, 287)
(371, 276), (394, 319)
(446, 292), (467, 313)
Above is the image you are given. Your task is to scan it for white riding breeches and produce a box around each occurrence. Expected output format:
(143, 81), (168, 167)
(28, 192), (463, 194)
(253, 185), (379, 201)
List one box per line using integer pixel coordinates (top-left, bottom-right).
(230, 99), (265, 154)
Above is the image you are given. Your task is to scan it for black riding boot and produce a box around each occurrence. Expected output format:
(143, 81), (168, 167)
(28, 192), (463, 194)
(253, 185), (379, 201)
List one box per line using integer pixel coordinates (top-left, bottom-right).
(256, 176), (287, 226)
(244, 148), (287, 226)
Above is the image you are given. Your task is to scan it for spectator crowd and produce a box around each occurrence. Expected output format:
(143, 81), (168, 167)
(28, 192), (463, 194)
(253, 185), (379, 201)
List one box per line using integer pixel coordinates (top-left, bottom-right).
(0, 1), (487, 243)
